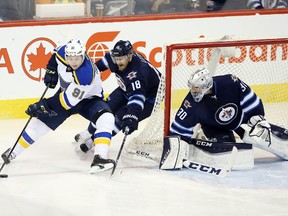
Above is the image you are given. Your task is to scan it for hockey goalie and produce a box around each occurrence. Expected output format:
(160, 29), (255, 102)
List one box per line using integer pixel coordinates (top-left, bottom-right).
(160, 66), (288, 172)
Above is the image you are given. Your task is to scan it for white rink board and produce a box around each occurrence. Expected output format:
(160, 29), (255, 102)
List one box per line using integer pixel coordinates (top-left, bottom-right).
(0, 13), (288, 100)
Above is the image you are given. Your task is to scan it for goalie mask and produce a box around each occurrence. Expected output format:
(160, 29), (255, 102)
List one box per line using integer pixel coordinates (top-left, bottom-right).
(187, 68), (213, 102)
(65, 39), (86, 70)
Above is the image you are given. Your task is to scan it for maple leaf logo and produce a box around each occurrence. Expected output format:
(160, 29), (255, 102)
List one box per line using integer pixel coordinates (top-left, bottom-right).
(22, 37), (56, 82)
(27, 43), (52, 71)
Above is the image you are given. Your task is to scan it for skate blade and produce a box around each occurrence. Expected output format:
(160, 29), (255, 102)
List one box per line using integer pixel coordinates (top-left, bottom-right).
(90, 163), (114, 174)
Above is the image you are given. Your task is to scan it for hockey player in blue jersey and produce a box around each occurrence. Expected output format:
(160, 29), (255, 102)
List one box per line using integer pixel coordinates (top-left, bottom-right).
(1, 39), (116, 174)
(160, 67), (288, 171)
(170, 68), (265, 142)
(74, 40), (161, 155)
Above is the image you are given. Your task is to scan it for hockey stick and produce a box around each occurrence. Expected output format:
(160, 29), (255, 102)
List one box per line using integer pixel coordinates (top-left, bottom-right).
(185, 138), (252, 152)
(110, 128), (129, 177)
(125, 136), (251, 162)
(0, 86), (49, 178)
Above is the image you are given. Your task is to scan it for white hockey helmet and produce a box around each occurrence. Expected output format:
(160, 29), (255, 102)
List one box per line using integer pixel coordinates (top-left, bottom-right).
(65, 39), (86, 62)
(187, 68), (213, 102)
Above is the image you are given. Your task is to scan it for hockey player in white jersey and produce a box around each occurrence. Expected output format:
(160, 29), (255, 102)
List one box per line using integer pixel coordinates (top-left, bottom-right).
(1, 39), (115, 174)
(160, 67), (288, 171)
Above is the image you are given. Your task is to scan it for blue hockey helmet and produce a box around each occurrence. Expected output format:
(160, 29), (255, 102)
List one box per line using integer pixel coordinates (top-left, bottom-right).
(111, 40), (133, 57)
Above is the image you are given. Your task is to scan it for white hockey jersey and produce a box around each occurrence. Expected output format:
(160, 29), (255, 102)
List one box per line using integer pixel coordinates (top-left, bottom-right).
(51, 45), (104, 110)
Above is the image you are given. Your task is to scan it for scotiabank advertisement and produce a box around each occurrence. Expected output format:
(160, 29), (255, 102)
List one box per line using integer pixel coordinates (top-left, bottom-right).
(0, 13), (288, 100)
(0, 29), (165, 100)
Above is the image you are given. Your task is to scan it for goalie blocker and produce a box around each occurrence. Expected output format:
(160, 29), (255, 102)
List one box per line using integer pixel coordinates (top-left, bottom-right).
(159, 136), (254, 171)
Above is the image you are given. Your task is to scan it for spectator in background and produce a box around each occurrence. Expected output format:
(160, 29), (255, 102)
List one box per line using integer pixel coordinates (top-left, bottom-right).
(134, 0), (155, 14)
(220, 0), (247, 10)
(36, 0), (53, 3)
(206, 0), (248, 11)
(150, 0), (238, 14)
(0, 0), (34, 20)
(247, 0), (287, 9)
(151, 0), (195, 13)
(206, 0), (226, 11)
(36, 0), (83, 3)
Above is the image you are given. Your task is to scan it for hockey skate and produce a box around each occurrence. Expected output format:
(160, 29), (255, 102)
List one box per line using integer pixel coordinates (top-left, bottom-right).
(74, 138), (94, 161)
(74, 130), (92, 143)
(1, 148), (16, 164)
(90, 155), (116, 174)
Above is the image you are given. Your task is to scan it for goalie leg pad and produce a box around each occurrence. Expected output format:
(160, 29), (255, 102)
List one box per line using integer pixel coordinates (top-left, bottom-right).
(266, 124), (288, 160)
(159, 136), (189, 170)
(271, 124), (288, 140)
(188, 144), (254, 170)
(242, 123), (288, 160)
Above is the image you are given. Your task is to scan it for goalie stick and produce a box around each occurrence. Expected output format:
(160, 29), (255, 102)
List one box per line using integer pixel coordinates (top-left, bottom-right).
(184, 137), (252, 153)
(0, 86), (49, 179)
(126, 137), (251, 162)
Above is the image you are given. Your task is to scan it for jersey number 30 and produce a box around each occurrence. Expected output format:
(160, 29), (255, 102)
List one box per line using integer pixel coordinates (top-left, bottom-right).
(177, 108), (187, 120)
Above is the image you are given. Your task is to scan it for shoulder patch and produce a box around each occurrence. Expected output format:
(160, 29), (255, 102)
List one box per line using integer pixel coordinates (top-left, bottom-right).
(183, 100), (192, 109)
(126, 71), (137, 80)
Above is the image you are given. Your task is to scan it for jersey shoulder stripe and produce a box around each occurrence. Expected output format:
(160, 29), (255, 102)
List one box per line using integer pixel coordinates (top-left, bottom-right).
(72, 55), (95, 86)
(55, 46), (68, 66)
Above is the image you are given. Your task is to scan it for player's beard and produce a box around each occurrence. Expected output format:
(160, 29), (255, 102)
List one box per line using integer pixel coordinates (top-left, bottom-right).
(118, 64), (125, 71)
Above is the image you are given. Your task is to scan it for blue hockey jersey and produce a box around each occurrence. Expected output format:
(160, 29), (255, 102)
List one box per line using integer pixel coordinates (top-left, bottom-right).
(96, 51), (161, 115)
(170, 74), (265, 139)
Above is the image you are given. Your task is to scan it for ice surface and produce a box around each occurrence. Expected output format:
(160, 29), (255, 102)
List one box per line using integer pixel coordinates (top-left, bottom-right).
(0, 116), (288, 216)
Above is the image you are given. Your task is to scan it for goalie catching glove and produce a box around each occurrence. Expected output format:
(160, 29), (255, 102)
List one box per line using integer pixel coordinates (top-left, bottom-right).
(242, 115), (288, 160)
(248, 115), (271, 143)
(26, 99), (57, 118)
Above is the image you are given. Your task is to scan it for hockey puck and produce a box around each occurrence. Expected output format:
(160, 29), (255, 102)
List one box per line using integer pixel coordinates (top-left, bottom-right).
(0, 174), (8, 178)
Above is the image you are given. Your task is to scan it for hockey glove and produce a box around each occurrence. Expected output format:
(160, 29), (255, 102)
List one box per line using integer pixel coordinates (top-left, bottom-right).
(44, 69), (58, 89)
(25, 99), (57, 118)
(248, 115), (271, 131)
(248, 115), (271, 145)
(121, 114), (139, 135)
